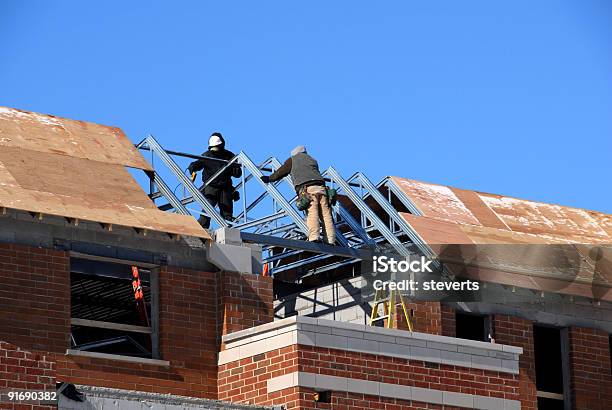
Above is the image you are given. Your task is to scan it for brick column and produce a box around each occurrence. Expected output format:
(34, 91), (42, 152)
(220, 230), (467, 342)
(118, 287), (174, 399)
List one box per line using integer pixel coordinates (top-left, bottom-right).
(395, 301), (442, 334)
(218, 272), (273, 340)
(493, 314), (537, 410)
(441, 304), (456, 337)
(569, 326), (612, 410)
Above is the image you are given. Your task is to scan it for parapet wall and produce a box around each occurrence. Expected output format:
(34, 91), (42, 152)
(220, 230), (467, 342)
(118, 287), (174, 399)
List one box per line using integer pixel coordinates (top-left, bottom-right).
(218, 316), (522, 409)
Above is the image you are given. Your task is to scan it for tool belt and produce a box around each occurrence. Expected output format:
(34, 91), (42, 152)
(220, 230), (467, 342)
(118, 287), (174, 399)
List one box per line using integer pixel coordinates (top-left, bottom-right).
(296, 186), (337, 211)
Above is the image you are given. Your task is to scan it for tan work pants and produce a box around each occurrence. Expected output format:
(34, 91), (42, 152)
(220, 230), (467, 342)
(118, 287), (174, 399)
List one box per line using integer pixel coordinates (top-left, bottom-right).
(305, 185), (336, 244)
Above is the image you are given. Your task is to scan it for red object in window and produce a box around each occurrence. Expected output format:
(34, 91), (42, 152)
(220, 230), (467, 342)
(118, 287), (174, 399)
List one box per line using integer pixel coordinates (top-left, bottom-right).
(131, 266), (149, 327)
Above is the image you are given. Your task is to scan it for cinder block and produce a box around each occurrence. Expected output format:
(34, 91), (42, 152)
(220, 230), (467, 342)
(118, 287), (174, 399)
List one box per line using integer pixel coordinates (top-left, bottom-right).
(443, 391), (474, 408)
(296, 331), (316, 346)
(379, 382), (412, 401)
(504, 399), (521, 410)
(331, 327), (363, 338)
(427, 340), (458, 352)
(411, 387), (443, 405)
(347, 378), (379, 396)
(440, 350), (472, 368)
(471, 354), (503, 372)
(473, 395), (506, 410)
(267, 372), (295, 393)
(458, 345), (489, 356)
(501, 359), (520, 374)
(490, 351), (516, 360)
(315, 333), (348, 349)
(379, 342), (411, 359)
(214, 227), (242, 245)
(410, 346), (442, 363)
(362, 332), (396, 343)
(296, 371), (316, 388)
(208, 242), (253, 273)
(347, 337), (379, 353)
(315, 374), (348, 391)
(300, 323), (331, 334)
(395, 336), (428, 348)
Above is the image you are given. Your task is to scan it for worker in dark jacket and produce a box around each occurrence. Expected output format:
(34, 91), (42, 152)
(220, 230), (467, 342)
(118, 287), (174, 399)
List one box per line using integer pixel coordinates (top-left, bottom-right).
(188, 132), (241, 228)
(261, 145), (335, 244)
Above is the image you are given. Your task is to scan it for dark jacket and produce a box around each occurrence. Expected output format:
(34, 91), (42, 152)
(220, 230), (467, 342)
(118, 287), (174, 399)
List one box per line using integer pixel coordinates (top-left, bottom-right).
(268, 152), (325, 193)
(188, 136), (241, 188)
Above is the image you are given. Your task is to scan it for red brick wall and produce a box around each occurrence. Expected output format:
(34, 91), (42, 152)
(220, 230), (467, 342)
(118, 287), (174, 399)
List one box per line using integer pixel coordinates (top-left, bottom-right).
(569, 326), (612, 410)
(0, 242), (274, 401)
(311, 390), (468, 410)
(218, 345), (298, 405)
(493, 315), (537, 410)
(0, 341), (56, 410)
(0, 244), (70, 354)
(395, 301), (442, 335)
(219, 343), (519, 408)
(299, 345), (518, 400)
(441, 304), (456, 338)
(218, 271), (273, 339)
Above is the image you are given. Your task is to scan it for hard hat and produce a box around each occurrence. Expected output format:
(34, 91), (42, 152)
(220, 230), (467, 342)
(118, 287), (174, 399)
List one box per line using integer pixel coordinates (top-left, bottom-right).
(291, 145), (306, 156)
(209, 134), (223, 147)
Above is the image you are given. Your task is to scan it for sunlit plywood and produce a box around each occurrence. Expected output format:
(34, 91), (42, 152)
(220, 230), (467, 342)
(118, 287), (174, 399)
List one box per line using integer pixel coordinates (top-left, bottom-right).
(0, 146), (209, 239)
(0, 106), (152, 170)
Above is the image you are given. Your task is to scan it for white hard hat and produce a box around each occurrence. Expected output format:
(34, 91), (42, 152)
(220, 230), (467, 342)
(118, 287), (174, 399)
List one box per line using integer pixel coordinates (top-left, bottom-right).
(209, 135), (223, 147)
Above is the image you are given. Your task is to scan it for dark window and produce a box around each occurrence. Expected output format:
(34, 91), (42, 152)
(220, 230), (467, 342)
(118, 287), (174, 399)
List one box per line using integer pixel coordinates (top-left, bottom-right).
(534, 325), (568, 409)
(69, 257), (159, 359)
(537, 397), (564, 410)
(455, 312), (489, 342)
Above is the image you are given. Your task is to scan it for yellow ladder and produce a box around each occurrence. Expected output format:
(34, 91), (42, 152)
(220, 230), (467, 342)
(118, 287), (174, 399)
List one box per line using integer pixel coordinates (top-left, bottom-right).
(369, 288), (413, 331)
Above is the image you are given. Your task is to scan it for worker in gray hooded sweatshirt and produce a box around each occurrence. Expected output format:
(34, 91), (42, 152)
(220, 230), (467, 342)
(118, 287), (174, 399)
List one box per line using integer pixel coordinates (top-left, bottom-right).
(261, 146), (336, 244)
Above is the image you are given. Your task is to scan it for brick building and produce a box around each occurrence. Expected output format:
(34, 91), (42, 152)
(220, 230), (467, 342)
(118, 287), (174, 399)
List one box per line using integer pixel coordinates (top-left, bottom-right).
(0, 107), (610, 409)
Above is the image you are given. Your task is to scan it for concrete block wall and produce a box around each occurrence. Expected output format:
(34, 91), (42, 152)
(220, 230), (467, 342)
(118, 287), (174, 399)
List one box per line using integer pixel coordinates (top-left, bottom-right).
(274, 277), (448, 335)
(218, 317), (523, 409)
(274, 277), (368, 324)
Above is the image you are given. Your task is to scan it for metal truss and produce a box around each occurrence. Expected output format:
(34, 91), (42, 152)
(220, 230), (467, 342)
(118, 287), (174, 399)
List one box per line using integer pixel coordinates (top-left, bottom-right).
(136, 135), (434, 282)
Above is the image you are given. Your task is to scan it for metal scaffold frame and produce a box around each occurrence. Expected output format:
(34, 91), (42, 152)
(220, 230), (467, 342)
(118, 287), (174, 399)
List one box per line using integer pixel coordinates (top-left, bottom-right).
(136, 135), (434, 282)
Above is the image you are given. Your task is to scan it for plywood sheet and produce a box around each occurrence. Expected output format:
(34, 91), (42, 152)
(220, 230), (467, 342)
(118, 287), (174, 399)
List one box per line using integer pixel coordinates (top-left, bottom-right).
(392, 176), (611, 244)
(0, 146), (209, 239)
(400, 213), (474, 246)
(480, 193), (610, 242)
(450, 187), (509, 230)
(391, 177), (481, 226)
(0, 106), (152, 170)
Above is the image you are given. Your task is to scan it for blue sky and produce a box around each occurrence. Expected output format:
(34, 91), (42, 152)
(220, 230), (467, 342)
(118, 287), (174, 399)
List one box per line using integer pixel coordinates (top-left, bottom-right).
(1, 1), (610, 212)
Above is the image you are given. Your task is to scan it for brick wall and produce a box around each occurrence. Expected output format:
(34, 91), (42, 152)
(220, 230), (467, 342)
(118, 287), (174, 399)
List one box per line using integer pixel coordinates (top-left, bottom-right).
(218, 345), (299, 406)
(219, 342), (520, 409)
(493, 315), (537, 410)
(0, 242), (274, 401)
(0, 341), (56, 410)
(395, 301), (442, 335)
(218, 271), (274, 338)
(0, 244), (70, 353)
(441, 304), (456, 338)
(569, 326), (612, 410)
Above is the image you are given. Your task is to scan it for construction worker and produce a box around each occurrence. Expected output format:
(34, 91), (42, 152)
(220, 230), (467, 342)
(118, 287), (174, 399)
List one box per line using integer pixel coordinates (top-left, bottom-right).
(188, 132), (241, 228)
(261, 145), (336, 244)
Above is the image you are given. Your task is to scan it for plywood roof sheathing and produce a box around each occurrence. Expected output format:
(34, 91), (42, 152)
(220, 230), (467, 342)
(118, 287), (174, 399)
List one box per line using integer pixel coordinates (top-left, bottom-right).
(0, 106), (211, 240)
